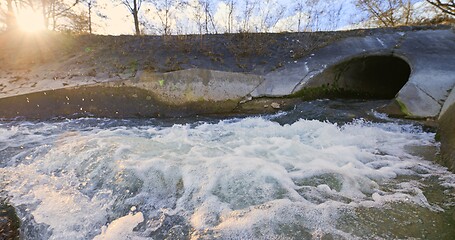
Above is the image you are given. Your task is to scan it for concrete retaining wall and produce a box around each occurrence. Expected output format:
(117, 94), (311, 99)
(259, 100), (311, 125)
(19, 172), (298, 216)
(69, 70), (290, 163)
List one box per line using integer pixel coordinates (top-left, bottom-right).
(438, 88), (455, 172)
(252, 29), (455, 119)
(131, 68), (263, 104)
(2, 29), (454, 119)
(0, 69), (264, 119)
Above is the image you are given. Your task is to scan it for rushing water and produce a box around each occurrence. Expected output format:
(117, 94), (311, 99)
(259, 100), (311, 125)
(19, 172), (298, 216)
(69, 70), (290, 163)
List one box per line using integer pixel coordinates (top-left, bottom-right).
(0, 99), (454, 240)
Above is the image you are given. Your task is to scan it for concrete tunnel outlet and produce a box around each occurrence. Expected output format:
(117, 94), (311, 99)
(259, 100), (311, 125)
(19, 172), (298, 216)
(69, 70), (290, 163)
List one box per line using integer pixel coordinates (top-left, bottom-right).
(304, 55), (412, 99)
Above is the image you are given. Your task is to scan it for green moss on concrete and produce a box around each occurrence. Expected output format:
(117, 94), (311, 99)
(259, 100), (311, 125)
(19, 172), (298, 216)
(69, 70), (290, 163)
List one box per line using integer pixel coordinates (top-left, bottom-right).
(289, 84), (376, 101)
(395, 99), (412, 116)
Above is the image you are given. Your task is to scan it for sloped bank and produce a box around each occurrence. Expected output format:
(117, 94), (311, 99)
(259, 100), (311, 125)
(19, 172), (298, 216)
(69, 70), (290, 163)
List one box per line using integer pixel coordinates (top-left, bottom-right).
(438, 89), (455, 172)
(0, 69), (268, 119)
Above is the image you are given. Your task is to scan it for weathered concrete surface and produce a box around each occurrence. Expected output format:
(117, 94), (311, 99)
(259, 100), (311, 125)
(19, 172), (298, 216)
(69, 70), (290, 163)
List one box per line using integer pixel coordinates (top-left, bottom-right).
(0, 69), (264, 119)
(0, 85), (242, 119)
(131, 68), (263, 104)
(440, 87), (455, 119)
(1, 28), (454, 119)
(438, 88), (455, 172)
(252, 32), (403, 97)
(394, 30), (455, 117)
(252, 29), (455, 118)
(437, 104), (455, 172)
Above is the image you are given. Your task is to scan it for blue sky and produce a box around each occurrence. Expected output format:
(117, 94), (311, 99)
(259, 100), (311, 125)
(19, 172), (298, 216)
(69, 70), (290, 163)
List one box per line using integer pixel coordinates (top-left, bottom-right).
(93, 0), (362, 35)
(1, 0), (439, 35)
(96, 0), (433, 35)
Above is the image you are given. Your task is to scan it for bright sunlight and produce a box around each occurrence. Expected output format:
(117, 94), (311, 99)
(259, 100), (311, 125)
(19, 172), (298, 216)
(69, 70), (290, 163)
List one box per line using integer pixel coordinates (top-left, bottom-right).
(17, 8), (45, 32)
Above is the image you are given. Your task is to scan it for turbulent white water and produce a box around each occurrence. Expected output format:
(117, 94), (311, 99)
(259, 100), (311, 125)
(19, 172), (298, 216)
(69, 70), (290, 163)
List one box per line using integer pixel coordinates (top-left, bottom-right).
(1, 115), (454, 239)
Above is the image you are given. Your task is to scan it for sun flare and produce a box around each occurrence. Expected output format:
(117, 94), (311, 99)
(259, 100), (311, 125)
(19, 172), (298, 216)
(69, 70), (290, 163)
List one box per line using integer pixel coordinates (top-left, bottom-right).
(17, 8), (45, 33)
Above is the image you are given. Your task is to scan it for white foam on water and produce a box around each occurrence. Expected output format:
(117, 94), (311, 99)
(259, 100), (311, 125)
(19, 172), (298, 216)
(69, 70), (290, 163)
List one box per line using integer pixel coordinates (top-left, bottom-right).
(0, 117), (454, 239)
(93, 212), (145, 240)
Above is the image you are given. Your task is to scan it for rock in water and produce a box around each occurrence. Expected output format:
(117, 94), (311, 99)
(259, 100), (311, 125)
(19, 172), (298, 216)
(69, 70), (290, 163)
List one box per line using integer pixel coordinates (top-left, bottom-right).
(0, 202), (20, 240)
(271, 102), (281, 109)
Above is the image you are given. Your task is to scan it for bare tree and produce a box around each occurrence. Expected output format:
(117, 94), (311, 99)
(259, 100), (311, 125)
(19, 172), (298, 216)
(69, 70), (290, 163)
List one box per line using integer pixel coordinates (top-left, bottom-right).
(39, 0), (80, 31)
(151, 0), (185, 35)
(27, 0), (96, 32)
(304, 0), (324, 31)
(81, 0), (94, 34)
(240, 0), (257, 32)
(221, 0), (235, 33)
(203, 0), (217, 34)
(80, 0), (106, 34)
(356, 0), (414, 27)
(5, 0), (18, 30)
(257, 0), (285, 32)
(120, 0), (143, 35)
(58, 8), (89, 33)
(294, 0), (306, 32)
(327, 2), (344, 30)
(191, 0), (216, 34)
(191, 0), (204, 35)
(426, 0), (455, 16)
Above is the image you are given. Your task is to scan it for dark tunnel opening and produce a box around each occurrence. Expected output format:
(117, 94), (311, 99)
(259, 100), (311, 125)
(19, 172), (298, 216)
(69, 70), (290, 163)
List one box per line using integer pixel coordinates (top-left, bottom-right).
(304, 55), (412, 99)
(336, 55), (411, 98)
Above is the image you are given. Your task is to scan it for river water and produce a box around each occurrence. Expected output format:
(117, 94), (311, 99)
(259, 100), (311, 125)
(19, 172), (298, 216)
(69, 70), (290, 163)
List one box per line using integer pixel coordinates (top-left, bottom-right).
(0, 99), (454, 239)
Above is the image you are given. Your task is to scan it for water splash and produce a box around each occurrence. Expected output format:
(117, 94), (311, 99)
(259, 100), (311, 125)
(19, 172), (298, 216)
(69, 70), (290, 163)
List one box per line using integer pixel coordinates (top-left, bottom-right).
(0, 114), (454, 239)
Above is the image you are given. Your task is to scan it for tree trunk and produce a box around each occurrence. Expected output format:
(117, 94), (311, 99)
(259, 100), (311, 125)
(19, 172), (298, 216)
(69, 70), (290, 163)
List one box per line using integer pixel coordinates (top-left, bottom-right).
(42, 0), (49, 30)
(88, 1), (92, 34)
(52, 2), (56, 31)
(133, 0), (140, 35)
(134, 13), (140, 35)
(6, 0), (17, 31)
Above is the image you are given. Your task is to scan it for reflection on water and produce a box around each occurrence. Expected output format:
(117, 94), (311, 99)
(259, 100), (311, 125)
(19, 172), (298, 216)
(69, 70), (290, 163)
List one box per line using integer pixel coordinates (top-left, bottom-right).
(0, 99), (454, 239)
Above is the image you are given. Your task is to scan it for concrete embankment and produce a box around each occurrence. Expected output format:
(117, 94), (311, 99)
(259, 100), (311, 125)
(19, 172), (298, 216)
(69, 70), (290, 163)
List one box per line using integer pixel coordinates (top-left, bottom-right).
(0, 69), (272, 119)
(2, 27), (455, 119)
(0, 27), (454, 171)
(252, 28), (455, 119)
(438, 89), (455, 172)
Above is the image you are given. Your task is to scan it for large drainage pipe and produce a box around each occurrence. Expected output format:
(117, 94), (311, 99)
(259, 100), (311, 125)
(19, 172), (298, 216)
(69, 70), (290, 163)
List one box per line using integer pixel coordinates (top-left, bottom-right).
(297, 55), (411, 99)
